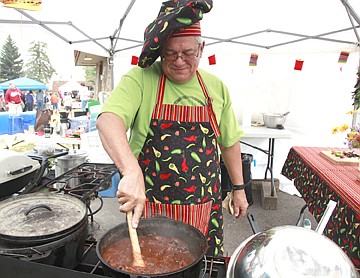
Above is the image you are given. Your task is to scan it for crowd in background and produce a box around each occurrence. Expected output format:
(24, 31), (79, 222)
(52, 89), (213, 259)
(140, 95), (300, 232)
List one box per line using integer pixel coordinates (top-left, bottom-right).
(0, 83), (92, 115)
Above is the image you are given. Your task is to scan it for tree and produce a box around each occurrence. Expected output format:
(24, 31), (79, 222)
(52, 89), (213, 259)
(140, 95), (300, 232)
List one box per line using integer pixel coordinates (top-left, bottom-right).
(84, 66), (96, 83)
(351, 67), (360, 109)
(0, 35), (24, 82)
(24, 41), (56, 84)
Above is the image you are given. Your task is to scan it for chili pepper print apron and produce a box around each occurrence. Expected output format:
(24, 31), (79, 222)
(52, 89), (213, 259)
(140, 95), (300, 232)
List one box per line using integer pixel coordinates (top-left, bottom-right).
(138, 71), (223, 257)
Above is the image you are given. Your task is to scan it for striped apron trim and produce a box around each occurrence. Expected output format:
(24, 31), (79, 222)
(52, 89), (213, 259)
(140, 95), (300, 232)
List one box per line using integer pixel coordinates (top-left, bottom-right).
(151, 72), (221, 137)
(143, 201), (213, 236)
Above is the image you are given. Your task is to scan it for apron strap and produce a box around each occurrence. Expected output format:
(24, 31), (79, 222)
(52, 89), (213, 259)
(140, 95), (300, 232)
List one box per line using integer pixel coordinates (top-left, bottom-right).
(196, 71), (221, 137)
(152, 72), (221, 138)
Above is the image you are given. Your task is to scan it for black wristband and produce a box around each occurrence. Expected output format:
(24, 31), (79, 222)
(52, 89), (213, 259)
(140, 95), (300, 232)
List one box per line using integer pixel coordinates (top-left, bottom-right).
(232, 184), (245, 190)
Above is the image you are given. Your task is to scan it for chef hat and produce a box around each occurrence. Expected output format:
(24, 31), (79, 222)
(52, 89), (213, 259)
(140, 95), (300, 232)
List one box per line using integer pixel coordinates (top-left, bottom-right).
(138, 0), (213, 68)
(171, 21), (202, 37)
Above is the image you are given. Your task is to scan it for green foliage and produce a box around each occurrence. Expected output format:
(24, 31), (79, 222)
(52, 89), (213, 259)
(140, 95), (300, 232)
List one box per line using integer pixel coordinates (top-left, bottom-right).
(84, 66), (96, 83)
(24, 41), (56, 84)
(0, 35), (24, 82)
(351, 67), (360, 109)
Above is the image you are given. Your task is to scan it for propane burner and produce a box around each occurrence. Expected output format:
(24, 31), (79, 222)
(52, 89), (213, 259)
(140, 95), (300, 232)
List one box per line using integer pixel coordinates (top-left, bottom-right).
(37, 163), (118, 201)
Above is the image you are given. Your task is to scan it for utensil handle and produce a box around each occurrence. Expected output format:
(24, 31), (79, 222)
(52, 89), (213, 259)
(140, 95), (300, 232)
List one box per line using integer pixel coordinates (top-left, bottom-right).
(126, 211), (145, 267)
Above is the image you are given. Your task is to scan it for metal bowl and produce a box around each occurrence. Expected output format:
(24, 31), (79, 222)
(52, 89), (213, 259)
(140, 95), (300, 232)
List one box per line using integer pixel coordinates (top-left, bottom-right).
(227, 226), (359, 278)
(263, 112), (289, 129)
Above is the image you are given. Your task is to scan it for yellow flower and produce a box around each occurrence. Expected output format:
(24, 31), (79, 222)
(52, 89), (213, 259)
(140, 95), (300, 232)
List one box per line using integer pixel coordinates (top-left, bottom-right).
(346, 109), (359, 115)
(332, 127), (339, 134)
(339, 123), (349, 132)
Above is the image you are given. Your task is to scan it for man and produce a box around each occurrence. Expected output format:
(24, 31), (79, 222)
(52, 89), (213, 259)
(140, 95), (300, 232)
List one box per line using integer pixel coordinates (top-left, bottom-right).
(36, 90), (45, 110)
(25, 90), (35, 111)
(97, 0), (248, 257)
(5, 82), (24, 115)
(79, 83), (90, 112)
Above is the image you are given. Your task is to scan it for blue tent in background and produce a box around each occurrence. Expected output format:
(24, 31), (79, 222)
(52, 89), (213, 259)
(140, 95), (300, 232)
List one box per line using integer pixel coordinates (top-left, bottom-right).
(0, 77), (47, 91)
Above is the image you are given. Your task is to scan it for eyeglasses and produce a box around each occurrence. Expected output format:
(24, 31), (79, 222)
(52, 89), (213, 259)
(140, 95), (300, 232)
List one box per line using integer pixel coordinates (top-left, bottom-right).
(162, 44), (201, 62)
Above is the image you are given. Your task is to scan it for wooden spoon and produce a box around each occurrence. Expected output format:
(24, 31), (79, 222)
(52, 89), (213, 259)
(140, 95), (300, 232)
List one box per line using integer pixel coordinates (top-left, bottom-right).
(126, 211), (145, 267)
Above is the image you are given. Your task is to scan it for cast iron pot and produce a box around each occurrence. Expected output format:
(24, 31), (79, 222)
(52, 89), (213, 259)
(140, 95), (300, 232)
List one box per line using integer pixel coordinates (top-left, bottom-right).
(96, 217), (207, 278)
(0, 215), (88, 269)
(0, 192), (87, 247)
(226, 225), (359, 278)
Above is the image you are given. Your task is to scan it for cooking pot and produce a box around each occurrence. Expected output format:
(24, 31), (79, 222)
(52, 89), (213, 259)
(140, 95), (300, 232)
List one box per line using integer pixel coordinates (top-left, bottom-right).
(0, 192), (88, 269)
(0, 149), (41, 199)
(55, 149), (88, 177)
(263, 112), (289, 129)
(96, 217), (207, 278)
(226, 225), (359, 278)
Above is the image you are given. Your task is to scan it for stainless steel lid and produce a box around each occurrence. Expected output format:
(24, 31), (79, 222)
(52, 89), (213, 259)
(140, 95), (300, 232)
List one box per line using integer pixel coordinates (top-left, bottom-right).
(227, 226), (358, 278)
(57, 149), (87, 160)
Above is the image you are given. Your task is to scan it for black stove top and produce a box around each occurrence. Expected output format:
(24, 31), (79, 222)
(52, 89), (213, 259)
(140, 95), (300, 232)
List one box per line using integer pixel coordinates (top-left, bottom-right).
(35, 163), (119, 202)
(0, 162), (227, 277)
(0, 239), (227, 278)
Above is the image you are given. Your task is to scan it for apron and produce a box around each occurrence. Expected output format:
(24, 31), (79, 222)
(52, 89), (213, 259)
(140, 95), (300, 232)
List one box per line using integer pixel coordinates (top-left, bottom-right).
(138, 71), (223, 257)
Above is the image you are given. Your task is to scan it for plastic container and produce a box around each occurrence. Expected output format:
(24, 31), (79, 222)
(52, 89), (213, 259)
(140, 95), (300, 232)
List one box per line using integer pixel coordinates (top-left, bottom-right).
(99, 173), (120, 198)
(36, 142), (55, 156)
(8, 116), (24, 135)
(69, 116), (96, 133)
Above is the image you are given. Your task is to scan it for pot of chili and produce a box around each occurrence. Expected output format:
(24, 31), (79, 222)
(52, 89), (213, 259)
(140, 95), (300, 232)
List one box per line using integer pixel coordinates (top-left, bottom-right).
(96, 216), (207, 277)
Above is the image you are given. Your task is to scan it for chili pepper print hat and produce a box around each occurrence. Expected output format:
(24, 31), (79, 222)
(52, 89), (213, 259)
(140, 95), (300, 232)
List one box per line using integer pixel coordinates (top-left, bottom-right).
(138, 0), (213, 68)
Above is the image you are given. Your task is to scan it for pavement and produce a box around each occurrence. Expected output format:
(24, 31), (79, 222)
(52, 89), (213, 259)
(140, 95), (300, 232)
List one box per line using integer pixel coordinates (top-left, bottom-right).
(88, 180), (317, 258)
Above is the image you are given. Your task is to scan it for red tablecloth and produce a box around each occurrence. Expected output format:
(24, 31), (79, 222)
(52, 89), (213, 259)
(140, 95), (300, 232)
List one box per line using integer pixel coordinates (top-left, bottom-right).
(282, 146), (360, 271)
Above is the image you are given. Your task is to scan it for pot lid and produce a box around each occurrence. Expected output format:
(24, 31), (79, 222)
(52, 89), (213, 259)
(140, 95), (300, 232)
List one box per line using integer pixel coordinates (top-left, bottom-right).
(229, 226), (358, 278)
(0, 193), (86, 238)
(0, 149), (40, 184)
(57, 149), (87, 160)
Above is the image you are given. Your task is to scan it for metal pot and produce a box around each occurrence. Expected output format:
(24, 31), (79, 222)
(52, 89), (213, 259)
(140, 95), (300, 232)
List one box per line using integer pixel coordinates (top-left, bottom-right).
(263, 112), (289, 129)
(0, 192), (88, 269)
(0, 149), (41, 199)
(0, 193), (87, 246)
(96, 217), (207, 278)
(227, 225), (359, 278)
(55, 149), (88, 176)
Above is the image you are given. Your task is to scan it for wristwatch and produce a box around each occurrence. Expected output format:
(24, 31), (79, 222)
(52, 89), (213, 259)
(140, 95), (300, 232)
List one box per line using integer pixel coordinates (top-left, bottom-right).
(232, 184), (245, 190)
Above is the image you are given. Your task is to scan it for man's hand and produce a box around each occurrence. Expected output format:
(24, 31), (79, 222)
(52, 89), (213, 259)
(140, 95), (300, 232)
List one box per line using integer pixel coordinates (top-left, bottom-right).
(116, 168), (146, 229)
(232, 190), (248, 218)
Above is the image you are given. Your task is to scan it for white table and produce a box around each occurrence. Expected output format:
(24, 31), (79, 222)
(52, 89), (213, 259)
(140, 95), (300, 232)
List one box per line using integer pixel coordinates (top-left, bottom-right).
(240, 126), (292, 196)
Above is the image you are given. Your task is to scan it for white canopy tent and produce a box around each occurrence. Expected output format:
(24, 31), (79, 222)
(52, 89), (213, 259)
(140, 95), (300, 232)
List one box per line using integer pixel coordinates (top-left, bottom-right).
(0, 0), (360, 184)
(58, 80), (82, 93)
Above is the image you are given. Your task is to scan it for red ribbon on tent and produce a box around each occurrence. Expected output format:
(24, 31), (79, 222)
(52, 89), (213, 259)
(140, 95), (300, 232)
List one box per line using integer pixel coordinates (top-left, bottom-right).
(294, 59), (304, 71)
(208, 54), (216, 65)
(131, 56), (139, 65)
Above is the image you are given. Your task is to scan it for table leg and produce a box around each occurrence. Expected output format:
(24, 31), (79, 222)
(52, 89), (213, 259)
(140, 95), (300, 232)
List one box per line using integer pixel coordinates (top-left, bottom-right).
(264, 138), (275, 196)
(240, 138), (276, 196)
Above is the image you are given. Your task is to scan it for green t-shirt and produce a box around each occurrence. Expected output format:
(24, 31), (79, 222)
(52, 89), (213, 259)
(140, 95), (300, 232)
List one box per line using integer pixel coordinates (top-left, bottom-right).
(100, 62), (243, 156)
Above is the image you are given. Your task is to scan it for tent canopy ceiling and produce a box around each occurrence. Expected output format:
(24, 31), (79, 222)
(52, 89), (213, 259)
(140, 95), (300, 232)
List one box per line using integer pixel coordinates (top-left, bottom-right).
(0, 77), (47, 91)
(0, 0), (359, 61)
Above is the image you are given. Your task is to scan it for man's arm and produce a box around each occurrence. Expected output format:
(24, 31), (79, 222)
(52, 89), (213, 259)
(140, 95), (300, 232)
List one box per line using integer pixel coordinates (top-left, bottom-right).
(219, 141), (248, 218)
(97, 112), (146, 228)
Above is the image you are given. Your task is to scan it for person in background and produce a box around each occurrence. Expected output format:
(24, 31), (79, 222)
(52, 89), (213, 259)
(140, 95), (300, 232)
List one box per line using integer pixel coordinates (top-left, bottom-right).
(25, 90), (35, 111)
(36, 90), (45, 110)
(5, 82), (24, 115)
(96, 0), (247, 257)
(0, 93), (6, 111)
(50, 92), (59, 110)
(44, 92), (51, 110)
(63, 92), (73, 116)
(79, 83), (90, 112)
